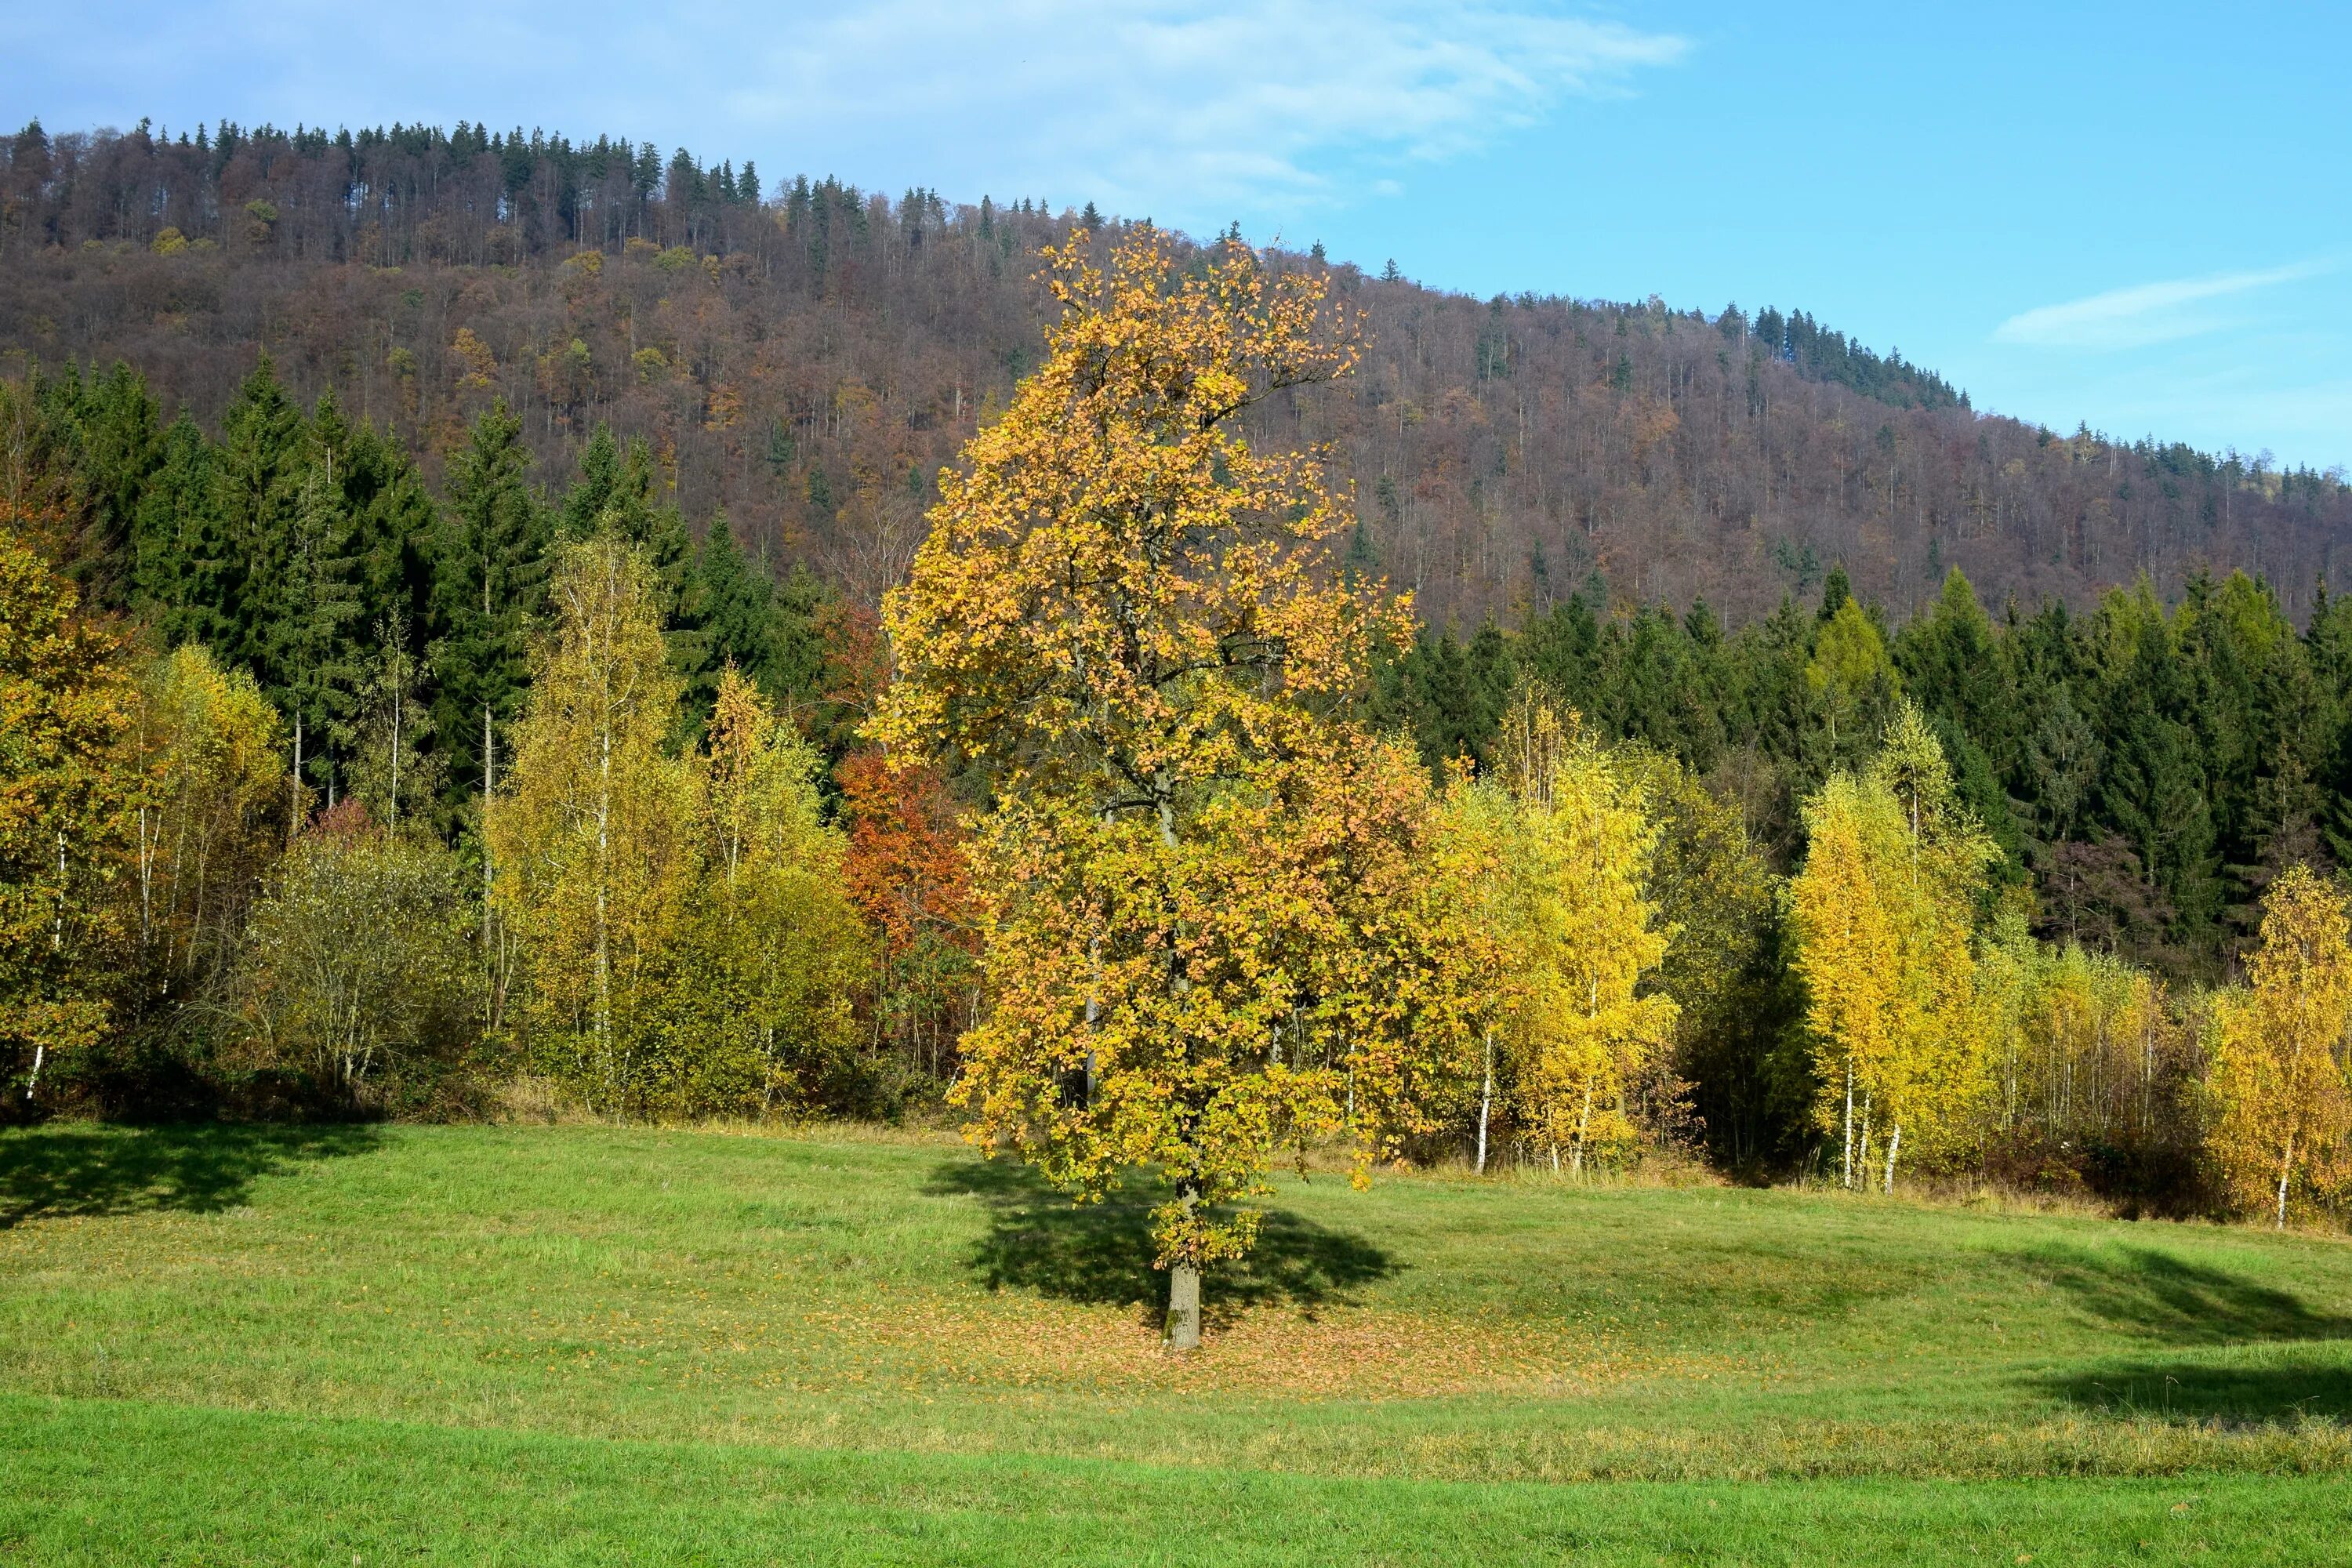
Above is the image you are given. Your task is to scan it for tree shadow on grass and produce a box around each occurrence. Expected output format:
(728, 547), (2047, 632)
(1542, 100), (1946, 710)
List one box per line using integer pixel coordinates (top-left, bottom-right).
(925, 1156), (1398, 1321)
(0, 1123), (382, 1228)
(2009, 1243), (2352, 1346)
(2038, 1350), (2352, 1425)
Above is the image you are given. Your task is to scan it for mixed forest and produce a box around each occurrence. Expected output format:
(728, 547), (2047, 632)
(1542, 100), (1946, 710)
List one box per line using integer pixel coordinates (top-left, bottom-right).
(7, 118), (2352, 1319)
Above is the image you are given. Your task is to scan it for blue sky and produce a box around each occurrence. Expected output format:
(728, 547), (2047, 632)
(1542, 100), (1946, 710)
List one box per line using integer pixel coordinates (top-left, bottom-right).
(9, 1), (2347, 470)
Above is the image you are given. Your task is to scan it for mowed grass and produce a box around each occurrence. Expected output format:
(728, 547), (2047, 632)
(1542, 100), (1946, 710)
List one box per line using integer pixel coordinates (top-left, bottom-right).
(3, 1122), (2350, 1563)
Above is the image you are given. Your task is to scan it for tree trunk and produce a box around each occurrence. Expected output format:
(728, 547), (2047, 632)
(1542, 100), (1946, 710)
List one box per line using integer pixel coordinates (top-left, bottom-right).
(1882, 1123), (1900, 1195)
(595, 716), (613, 1102)
(389, 682), (402, 828)
(1165, 1260), (1201, 1351)
(2277, 1131), (2296, 1230)
(1083, 932), (1101, 1105)
(1842, 1062), (1854, 1189)
(1475, 1029), (1494, 1176)
(481, 708), (495, 947)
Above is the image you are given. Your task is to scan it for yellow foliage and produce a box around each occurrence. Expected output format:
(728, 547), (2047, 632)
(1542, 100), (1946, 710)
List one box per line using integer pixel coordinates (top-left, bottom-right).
(1980, 918), (2186, 1163)
(488, 535), (695, 1110)
(1495, 716), (1677, 1173)
(1791, 702), (1994, 1190)
(0, 535), (137, 1094)
(1804, 598), (1898, 750)
(2207, 865), (2352, 1226)
(491, 549), (862, 1119)
(651, 670), (863, 1115)
(451, 326), (498, 391)
(125, 644), (292, 991)
(873, 226), (1442, 1288)
(1448, 691), (1682, 1174)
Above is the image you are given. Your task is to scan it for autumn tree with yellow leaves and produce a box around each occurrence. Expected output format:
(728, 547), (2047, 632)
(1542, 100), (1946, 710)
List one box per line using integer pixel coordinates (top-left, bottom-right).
(646, 668), (862, 1116)
(2208, 864), (2352, 1228)
(491, 537), (862, 1118)
(0, 534), (136, 1101)
(1480, 692), (1678, 1174)
(1791, 702), (1997, 1192)
(873, 226), (1452, 1349)
(123, 644), (294, 1007)
(488, 533), (696, 1112)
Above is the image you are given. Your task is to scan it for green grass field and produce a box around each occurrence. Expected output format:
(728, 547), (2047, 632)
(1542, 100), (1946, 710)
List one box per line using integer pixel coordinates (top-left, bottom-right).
(4, 1123), (2350, 1563)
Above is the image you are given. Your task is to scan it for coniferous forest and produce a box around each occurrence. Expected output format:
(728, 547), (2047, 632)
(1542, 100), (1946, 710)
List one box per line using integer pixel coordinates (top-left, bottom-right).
(9, 114), (2352, 1251)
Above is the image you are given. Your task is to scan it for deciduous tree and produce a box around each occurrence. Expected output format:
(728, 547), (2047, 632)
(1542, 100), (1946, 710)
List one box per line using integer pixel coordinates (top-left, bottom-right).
(1792, 702), (1995, 1190)
(0, 535), (136, 1100)
(2208, 864), (2352, 1227)
(644, 669), (862, 1115)
(488, 533), (692, 1111)
(1486, 695), (1679, 1174)
(873, 226), (1428, 1348)
(236, 803), (474, 1107)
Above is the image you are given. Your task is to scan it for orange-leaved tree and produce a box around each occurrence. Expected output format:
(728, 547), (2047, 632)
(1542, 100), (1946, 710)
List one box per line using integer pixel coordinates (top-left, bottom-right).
(873, 226), (1447, 1349)
(2208, 863), (2352, 1228)
(837, 746), (978, 1077)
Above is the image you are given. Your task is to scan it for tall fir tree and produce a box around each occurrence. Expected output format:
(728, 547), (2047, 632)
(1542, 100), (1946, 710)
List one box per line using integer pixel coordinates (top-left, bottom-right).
(430, 401), (550, 836)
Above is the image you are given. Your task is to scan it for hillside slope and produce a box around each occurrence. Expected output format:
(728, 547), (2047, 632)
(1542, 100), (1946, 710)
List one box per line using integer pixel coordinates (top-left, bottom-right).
(5, 117), (2347, 628)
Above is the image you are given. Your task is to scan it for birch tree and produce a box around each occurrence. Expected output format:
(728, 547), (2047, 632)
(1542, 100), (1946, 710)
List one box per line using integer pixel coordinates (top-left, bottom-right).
(124, 644), (292, 1002)
(2208, 864), (2352, 1228)
(488, 533), (693, 1112)
(1791, 702), (1995, 1190)
(644, 668), (862, 1115)
(1489, 700), (1678, 1174)
(0, 534), (135, 1100)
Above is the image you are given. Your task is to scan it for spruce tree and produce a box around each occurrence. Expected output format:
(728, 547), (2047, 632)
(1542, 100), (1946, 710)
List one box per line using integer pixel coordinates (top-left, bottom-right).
(430, 401), (550, 834)
(129, 412), (220, 645)
(208, 358), (307, 679)
(677, 511), (775, 731)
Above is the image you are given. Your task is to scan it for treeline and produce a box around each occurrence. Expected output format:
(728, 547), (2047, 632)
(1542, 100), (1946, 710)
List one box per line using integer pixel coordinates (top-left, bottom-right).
(1374, 558), (2352, 986)
(6, 216), (2352, 1236)
(2, 364), (975, 1120)
(852, 226), (2352, 1316)
(5, 116), (2350, 632)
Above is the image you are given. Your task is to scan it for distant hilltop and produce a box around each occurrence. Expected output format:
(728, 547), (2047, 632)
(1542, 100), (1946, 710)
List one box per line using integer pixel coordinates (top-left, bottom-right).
(4, 115), (2347, 627)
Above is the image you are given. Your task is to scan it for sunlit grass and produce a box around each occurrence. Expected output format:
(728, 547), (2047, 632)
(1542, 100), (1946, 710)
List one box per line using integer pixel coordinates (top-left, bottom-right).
(3, 1121), (2349, 1560)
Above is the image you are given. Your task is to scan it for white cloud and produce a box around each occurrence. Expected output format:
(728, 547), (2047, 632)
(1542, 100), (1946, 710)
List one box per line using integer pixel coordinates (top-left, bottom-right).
(727, 1), (1688, 216)
(1993, 260), (2332, 351)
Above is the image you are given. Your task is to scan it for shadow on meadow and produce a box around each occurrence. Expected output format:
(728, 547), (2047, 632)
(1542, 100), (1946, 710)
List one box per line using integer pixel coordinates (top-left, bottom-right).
(2010, 1243), (2352, 1346)
(0, 1123), (381, 1228)
(2012, 1244), (2352, 1424)
(2038, 1352), (2352, 1425)
(927, 1156), (1398, 1320)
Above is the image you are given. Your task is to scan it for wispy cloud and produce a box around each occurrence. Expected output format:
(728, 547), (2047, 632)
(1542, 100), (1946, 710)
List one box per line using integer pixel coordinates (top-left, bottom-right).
(6, 2), (1686, 226)
(1994, 260), (2332, 351)
(730, 2), (1690, 215)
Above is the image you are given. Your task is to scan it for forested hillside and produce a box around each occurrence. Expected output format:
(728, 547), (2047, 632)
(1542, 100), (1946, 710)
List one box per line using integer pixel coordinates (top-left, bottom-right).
(5, 115), (2349, 629)
(9, 120), (2352, 1223)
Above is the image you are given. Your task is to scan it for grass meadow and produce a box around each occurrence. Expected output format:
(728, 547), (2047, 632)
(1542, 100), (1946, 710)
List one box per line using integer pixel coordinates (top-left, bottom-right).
(3, 1122), (2350, 1563)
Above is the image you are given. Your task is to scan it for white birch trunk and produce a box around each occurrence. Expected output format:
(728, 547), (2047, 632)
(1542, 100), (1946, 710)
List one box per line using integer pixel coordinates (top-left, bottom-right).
(1475, 1029), (1494, 1176)
(1842, 1062), (1854, 1189)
